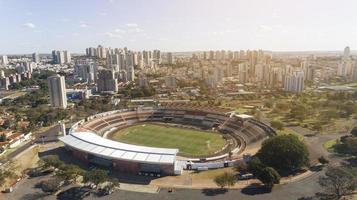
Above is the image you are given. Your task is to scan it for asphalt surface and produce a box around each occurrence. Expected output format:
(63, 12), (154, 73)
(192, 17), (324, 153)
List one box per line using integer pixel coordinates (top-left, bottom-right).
(3, 168), (324, 200)
(287, 126), (346, 165)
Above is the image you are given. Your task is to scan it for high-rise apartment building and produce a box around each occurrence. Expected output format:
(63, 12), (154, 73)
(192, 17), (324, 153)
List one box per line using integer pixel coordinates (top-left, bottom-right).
(284, 70), (305, 93)
(52, 50), (71, 64)
(32, 52), (40, 63)
(96, 69), (118, 93)
(0, 55), (8, 66)
(48, 74), (67, 109)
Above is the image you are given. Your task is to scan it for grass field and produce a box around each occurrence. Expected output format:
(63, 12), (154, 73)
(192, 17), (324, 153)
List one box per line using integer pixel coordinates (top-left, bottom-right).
(111, 123), (226, 157)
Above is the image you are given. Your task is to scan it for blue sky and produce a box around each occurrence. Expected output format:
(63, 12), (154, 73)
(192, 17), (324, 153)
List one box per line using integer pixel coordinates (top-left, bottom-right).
(0, 0), (356, 54)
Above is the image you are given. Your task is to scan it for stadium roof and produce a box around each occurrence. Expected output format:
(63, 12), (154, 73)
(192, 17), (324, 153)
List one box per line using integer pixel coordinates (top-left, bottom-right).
(59, 132), (178, 164)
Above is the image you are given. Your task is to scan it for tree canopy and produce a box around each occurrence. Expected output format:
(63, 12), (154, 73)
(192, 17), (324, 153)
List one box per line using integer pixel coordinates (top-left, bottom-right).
(83, 169), (109, 186)
(257, 135), (309, 173)
(317, 166), (357, 200)
(270, 120), (284, 130)
(56, 164), (84, 184)
(256, 167), (281, 189)
(213, 172), (236, 189)
(40, 155), (64, 169)
(350, 127), (357, 137)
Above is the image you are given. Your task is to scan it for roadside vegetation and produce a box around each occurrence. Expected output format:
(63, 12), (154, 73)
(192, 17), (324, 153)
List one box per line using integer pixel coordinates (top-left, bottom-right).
(213, 134), (309, 191)
(31, 155), (119, 196)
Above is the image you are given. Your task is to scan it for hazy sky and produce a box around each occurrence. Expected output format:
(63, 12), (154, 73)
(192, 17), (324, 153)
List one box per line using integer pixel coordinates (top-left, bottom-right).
(0, 0), (356, 54)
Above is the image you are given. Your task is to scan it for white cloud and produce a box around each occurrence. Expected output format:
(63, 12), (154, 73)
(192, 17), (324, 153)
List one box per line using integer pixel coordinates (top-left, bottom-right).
(114, 28), (126, 33)
(59, 18), (70, 22)
(23, 22), (36, 29)
(212, 29), (238, 36)
(80, 23), (88, 28)
(126, 23), (138, 28)
(259, 25), (273, 32)
(99, 12), (108, 16)
(105, 32), (122, 38)
(55, 34), (65, 38)
(72, 33), (80, 36)
(128, 27), (143, 33)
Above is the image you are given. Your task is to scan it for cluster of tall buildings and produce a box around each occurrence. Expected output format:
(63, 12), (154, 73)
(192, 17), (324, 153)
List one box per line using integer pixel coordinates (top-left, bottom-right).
(193, 49), (270, 63)
(85, 45), (175, 69)
(190, 49), (309, 93)
(52, 50), (71, 64)
(337, 46), (357, 81)
(83, 45), (162, 93)
(0, 67), (33, 90)
(74, 61), (97, 83)
(15, 62), (36, 74)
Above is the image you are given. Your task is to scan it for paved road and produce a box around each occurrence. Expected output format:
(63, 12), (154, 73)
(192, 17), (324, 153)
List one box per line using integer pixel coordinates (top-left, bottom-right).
(287, 126), (344, 164)
(85, 169), (323, 200)
(0, 125), (60, 165)
(3, 168), (324, 200)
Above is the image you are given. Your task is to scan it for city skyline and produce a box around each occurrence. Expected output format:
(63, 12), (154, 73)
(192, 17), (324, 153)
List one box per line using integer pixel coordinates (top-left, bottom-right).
(1, 0), (357, 54)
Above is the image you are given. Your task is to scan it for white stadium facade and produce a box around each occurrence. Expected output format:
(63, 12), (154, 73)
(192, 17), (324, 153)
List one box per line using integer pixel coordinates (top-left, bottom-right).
(60, 105), (275, 176)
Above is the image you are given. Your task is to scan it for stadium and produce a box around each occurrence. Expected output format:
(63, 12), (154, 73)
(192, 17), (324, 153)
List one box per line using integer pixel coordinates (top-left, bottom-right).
(59, 105), (275, 176)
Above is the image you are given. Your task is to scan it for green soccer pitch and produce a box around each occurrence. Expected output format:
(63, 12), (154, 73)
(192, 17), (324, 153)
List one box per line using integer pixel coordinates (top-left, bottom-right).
(110, 123), (226, 157)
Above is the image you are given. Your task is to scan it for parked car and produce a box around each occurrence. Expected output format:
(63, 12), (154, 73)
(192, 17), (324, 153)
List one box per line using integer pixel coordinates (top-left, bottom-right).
(238, 173), (254, 180)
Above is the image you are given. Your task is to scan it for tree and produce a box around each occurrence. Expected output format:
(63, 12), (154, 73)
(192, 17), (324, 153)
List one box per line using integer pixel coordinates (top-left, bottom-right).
(350, 127), (357, 137)
(345, 137), (357, 156)
(1, 119), (13, 129)
(318, 156), (329, 165)
(289, 103), (307, 122)
(0, 168), (15, 187)
(56, 164), (83, 184)
(101, 178), (120, 194)
(270, 120), (284, 130)
(0, 134), (7, 142)
(317, 166), (357, 200)
(213, 172), (237, 189)
(40, 178), (62, 194)
(256, 167), (281, 189)
(257, 135), (310, 173)
(247, 157), (265, 176)
(83, 169), (109, 186)
(41, 155), (64, 169)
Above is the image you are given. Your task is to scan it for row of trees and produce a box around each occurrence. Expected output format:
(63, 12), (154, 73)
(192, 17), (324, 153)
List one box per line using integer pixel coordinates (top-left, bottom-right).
(213, 134), (309, 190)
(37, 155), (118, 194)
